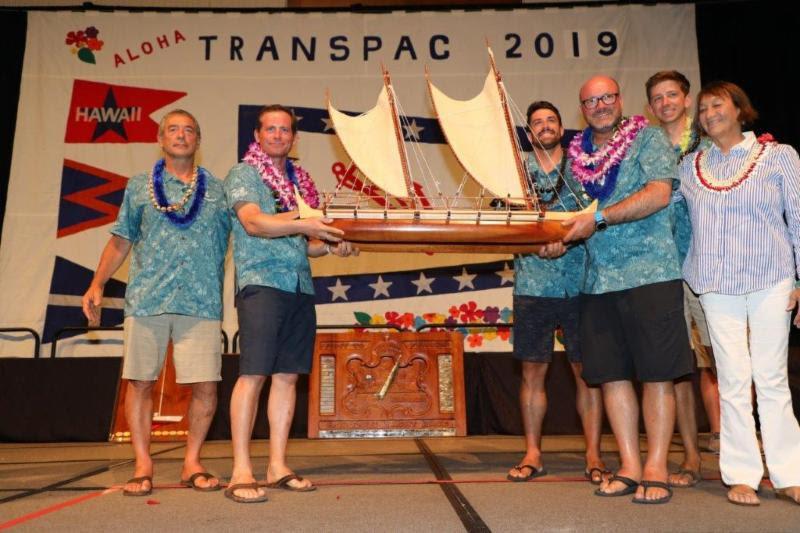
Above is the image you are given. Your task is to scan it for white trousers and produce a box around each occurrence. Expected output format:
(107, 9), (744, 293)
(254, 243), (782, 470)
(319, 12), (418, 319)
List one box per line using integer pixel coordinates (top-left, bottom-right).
(700, 278), (800, 489)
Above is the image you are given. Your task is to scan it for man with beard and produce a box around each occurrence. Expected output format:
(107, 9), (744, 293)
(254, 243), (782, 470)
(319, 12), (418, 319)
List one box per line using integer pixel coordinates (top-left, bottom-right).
(646, 70), (721, 490)
(562, 76), (693, 504)
(82, 109), (230, 496)
(223, 105), (356, 503)
(507, 101), (608, 485)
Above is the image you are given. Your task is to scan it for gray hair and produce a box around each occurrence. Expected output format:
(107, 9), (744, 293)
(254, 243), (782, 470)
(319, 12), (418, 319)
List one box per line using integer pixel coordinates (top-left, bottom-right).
(158, 109), (201, 139)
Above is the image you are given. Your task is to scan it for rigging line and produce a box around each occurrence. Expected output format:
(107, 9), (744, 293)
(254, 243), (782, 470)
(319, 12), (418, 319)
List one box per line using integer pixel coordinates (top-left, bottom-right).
(393, 99), (445, 208)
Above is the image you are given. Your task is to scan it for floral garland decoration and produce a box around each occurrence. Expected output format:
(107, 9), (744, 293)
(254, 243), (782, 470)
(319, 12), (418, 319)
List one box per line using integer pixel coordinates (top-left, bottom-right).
(692, 133), (776, 193)
(568, 115), (648, 201)
(677, 116), (702, 164)
(147, 158), (206, 229)
(242, 142), (320, 212)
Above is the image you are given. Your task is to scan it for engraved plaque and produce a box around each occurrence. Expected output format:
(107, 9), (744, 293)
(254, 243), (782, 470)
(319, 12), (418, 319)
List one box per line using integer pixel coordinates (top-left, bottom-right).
(308, 331), (466, 438)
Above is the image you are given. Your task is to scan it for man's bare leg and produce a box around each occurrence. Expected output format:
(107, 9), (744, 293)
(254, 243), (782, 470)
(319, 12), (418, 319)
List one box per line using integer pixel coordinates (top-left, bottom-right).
(229, 374), (267, 500)
(670, 378), (702, 487)
(699, 364), (721, 435)
(508, 362), (548, 479)
(637, 381), (676, 501)
(597, 380), (642, 494)
(266, 373), (312, 489)
(180, 381), (219, 489)
(570, 362), (606, 483)
(125, 380), (155, 494)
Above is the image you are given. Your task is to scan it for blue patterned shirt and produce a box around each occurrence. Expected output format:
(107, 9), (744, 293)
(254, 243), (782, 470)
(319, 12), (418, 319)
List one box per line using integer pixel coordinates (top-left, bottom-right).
(680, 132), (800, 295)
(583, 126), (681, 294)
(225, 162), (314, 295)
(111, 168), (230, 319)
(670, 136), (712, 264)
(514, 153), (590, 298)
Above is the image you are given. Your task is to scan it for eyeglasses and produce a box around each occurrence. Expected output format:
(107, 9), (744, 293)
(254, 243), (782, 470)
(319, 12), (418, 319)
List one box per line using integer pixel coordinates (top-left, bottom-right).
(581, 92), (619, 110)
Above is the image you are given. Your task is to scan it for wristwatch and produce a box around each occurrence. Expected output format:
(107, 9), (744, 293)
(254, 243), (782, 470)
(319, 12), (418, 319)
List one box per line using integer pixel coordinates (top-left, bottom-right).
(594, 210), (608, 232)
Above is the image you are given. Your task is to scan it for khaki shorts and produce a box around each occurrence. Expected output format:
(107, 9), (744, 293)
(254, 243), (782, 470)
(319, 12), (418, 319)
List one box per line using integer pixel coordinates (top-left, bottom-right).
(683, 283), (714, 369)
(122, 314), (222, 383)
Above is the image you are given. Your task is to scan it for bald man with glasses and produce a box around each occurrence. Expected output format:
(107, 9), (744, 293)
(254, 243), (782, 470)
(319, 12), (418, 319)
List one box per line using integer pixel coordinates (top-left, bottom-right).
(558, 76), (694, 505)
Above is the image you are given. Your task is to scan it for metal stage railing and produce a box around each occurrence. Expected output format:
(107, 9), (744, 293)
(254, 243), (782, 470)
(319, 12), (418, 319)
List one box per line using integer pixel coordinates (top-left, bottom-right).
(0, 327), (42, 358)
(49, 326), (230, 358)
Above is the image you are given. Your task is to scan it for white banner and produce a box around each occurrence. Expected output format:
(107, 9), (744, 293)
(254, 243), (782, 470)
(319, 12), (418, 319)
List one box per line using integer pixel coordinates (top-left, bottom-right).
(0, 5), (699, 356)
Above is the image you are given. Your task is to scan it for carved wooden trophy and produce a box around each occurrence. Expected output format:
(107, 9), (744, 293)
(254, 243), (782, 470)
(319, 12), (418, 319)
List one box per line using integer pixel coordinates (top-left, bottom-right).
(308, 331), (466, 438)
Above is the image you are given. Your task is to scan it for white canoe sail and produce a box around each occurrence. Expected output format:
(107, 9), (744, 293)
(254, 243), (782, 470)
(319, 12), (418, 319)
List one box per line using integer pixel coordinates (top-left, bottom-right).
(428, 65), (528, 204)
(327, 85), (411, 199)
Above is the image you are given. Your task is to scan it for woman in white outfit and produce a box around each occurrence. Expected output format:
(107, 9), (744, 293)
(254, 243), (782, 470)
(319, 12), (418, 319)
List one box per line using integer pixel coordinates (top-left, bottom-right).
(679, 80), (800, 507)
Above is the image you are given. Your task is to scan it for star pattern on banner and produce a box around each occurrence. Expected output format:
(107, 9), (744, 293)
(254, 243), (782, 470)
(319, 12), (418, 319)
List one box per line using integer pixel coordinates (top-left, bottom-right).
(369, 275), (393, 298)
(496, 262), (515, 286)
(328, 278), (351, 301)
(403, 119), (424, 141)
(453, 267), (477, 291)
(321, 117), (335, 132)
(92, 88), (128, 141)
(411, 272), (435, 295)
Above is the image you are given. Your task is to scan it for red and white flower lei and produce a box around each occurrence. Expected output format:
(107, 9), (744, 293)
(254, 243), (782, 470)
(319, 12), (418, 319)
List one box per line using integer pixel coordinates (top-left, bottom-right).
(242, 141), (320, 211)
(692, 133), (776, 193)
(568, 115), (649, 184)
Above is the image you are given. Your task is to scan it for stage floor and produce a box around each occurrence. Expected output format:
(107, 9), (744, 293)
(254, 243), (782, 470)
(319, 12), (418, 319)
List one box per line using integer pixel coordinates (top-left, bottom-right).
(1, 435), (797, 532)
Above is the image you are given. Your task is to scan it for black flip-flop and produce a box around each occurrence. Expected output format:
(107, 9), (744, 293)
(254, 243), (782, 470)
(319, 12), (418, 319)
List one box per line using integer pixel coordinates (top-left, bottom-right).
(632, 480), (673, 504)
(266, 474), (316, 492)
(668, 468), (701, 488)
(224, 482), (269, 503)
(507, 464), (547, 482)
(180, 472), (222, 492)
(122, 476), (153, 497)
(584, 467), (611, 485)
(594, 474), (638, 497)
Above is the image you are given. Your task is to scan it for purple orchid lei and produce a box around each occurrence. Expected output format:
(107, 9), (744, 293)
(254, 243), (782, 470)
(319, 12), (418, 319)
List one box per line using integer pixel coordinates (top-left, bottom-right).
(568, 115), (648, 186)
(242, 142), (320, 212)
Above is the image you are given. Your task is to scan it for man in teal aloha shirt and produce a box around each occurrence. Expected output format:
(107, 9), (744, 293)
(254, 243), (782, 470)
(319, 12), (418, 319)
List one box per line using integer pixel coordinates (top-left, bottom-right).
(223, 105), (355, 503)
(82, 109), (230, 497)
(507, 101), (607, 486)
(647, 70), (721, 490)
(562, 76), (693, 505)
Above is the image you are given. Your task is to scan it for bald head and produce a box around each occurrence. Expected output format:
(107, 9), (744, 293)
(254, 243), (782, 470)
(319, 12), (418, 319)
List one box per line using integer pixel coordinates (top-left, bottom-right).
(579, 76), (620, 102)
(579, 75), (623, 135)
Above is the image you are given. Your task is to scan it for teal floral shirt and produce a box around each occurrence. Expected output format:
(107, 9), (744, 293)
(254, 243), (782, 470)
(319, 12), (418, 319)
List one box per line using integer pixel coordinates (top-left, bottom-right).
(583, 126), (681, 294)
(670, 136), (711, 264)
(111, 168), (230, 319)
(514, 153), (591, 298)
(224, 162), (314, 295)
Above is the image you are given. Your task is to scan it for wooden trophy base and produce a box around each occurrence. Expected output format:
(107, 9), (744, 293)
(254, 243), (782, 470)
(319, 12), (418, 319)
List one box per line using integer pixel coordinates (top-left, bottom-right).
(308, 331), (466, 438)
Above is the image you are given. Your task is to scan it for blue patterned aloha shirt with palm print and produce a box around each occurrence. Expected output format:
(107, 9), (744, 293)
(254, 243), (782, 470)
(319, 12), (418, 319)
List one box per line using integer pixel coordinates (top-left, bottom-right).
(514, 154), (591, 298)
(224, 162), (314, 296)
(111, 168), (230, 319)
(582, 126), (681, 294)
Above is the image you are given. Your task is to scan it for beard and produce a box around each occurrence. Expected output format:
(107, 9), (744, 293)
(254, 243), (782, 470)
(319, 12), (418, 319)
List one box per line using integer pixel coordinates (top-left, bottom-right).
(531, 129), (562, 150)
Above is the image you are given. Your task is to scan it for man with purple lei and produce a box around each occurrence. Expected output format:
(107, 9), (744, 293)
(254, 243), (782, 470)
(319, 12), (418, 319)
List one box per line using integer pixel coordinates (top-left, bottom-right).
(223, 105), (355, 503)
(562, 76), (694, 504)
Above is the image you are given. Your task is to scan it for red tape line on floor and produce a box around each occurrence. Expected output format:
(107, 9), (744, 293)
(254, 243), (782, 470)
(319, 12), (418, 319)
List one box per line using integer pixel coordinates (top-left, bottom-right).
(0, 489), (113, 530)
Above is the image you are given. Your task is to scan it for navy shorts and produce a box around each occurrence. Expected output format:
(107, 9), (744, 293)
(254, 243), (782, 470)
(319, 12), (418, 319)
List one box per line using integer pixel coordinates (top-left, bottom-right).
(236, 285), (316, 376)
(580, 279), (693, 385)
(513, 295), (582, 364)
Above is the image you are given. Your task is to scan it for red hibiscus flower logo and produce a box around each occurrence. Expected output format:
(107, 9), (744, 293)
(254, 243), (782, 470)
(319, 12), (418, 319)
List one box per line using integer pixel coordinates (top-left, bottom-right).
(65, 26), (104, 64)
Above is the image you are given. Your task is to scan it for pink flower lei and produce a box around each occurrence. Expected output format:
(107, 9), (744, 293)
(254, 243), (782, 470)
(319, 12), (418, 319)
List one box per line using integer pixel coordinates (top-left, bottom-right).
(568, 115), (649, 185)
(242, 142), (320, 211)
